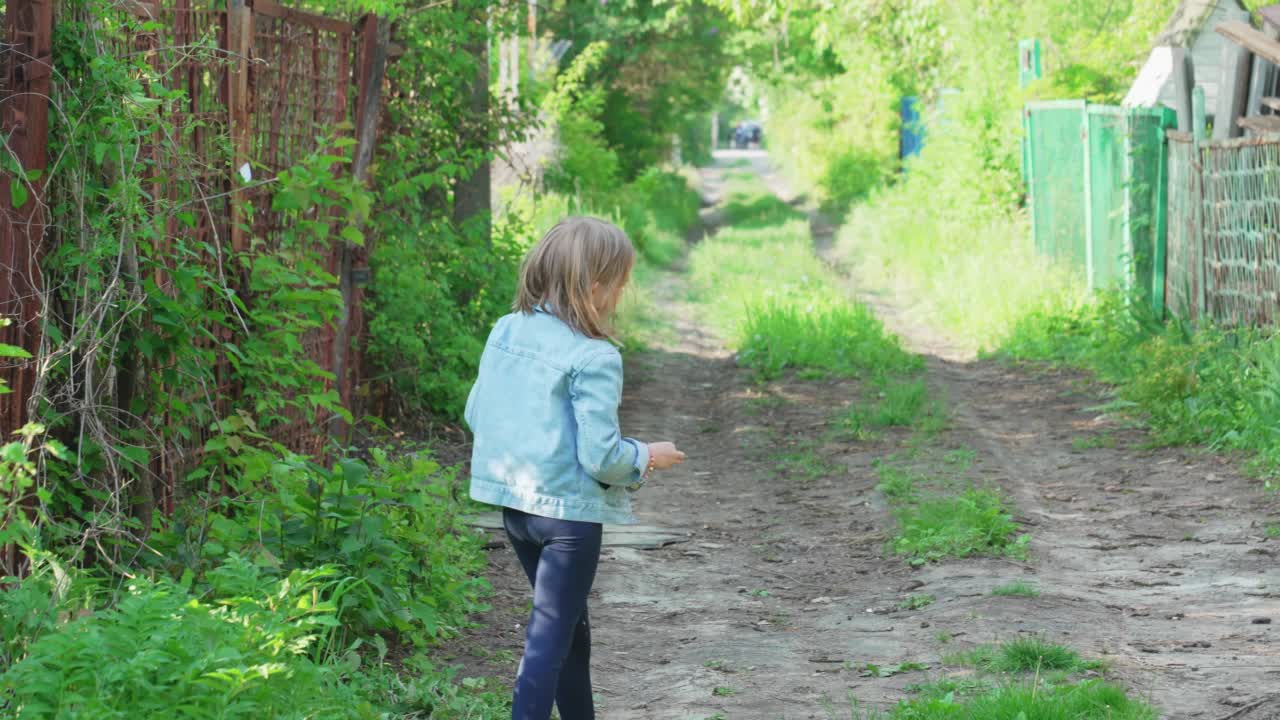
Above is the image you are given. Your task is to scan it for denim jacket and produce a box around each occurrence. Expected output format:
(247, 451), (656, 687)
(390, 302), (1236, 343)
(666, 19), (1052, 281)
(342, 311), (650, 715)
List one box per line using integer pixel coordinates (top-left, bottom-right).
(464, 309), (649, 525)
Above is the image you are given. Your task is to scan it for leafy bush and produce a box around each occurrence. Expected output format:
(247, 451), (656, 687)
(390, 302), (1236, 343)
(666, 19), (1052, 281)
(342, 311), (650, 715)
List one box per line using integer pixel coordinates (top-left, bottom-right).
(819, 148), (885, 211)
(365, 217), (525, 419)
(158, 450), (490, 648)
(1, 570), (377, 719)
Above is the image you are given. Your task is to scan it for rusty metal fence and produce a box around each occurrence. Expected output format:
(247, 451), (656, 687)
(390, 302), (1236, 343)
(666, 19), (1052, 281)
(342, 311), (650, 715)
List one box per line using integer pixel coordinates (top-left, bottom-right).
(1, 0), (383, 572)
(0, 0), (52, 449)
(1165, 131), (1280, 326)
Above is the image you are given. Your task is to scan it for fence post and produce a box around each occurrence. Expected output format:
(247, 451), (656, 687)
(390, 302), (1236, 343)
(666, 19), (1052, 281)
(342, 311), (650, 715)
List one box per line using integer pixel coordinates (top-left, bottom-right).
(1151, 111), (1172, 317)
(1191, 87), (1206, 319)
(227, 0), (252, 254)
(1081, 105), (1095, 291)
(330, 14), (389, 441)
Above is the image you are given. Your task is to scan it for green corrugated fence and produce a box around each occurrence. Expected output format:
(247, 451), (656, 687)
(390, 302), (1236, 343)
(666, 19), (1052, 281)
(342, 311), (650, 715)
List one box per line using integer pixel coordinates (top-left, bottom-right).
(1024, 101), (1177, 310)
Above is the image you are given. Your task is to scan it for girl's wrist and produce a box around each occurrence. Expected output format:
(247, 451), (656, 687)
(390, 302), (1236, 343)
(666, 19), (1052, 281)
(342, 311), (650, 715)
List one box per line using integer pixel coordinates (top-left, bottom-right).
(644, 444), (657, 477)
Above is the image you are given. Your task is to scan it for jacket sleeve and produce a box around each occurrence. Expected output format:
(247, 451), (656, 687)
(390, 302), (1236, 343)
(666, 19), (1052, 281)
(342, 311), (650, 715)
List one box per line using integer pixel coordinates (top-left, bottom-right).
(570, 350), (649, 487)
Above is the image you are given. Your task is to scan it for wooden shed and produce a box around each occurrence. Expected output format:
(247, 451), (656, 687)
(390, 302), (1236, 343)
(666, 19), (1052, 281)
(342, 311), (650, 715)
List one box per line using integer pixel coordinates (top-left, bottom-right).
(1123, 0), (1252, 114)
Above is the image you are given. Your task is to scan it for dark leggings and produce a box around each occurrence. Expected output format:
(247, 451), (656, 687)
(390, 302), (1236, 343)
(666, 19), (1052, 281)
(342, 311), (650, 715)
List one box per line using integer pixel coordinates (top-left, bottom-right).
(503, 507), (603, 720)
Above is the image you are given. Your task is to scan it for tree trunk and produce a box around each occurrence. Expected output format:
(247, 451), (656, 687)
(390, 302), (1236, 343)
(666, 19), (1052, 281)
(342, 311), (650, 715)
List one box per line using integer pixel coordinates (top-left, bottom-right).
(453, 5), (492, 244)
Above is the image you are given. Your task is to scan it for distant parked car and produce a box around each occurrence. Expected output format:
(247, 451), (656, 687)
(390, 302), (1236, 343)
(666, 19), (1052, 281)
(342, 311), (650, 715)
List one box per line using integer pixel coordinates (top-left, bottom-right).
(733, 121), (763, 148)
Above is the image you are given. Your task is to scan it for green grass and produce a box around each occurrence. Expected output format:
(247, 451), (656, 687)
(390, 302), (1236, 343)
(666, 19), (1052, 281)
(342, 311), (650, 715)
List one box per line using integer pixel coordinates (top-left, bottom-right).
(828, 680), (1156, 720)
(835, 198), (1083, 355)
(991, 581), (1040, 598)
(772, 443), (842, 482)
(688, 181), (919, 384)
(947, 637), (1101, 674)
(712, 685), (736, 697)
(875, 465), (923, 502)
(740, 301), (921, 380)
(718, 189), (806, 229)
(891, 487), (1028, 566)
(899, 594), (935, 610)
(841, 378), (945, 438)
(1265, 524), (1280, 538)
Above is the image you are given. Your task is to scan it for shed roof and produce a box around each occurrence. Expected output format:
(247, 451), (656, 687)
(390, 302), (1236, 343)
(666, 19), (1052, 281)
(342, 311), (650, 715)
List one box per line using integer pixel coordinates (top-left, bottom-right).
(1154, 0), (1245, 46)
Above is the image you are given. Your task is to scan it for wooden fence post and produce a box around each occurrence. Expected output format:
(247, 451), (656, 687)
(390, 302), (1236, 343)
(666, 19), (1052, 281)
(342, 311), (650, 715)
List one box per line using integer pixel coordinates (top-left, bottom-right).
(227, 0), (252, 254)
(330, 14), (389, 441)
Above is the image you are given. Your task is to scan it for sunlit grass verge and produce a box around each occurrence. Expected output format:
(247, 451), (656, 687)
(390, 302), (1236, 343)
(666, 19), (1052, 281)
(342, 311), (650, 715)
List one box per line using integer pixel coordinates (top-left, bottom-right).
(740, 302), (921, 380)
(834, 194), (1084, 354)
(997, 294), (1280, 481)
(688, 192), (918, 383)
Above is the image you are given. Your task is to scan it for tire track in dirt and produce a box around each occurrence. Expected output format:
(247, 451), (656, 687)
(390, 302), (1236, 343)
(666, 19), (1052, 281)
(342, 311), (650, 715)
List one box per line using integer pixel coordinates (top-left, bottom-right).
(442, 153), (1280, 719)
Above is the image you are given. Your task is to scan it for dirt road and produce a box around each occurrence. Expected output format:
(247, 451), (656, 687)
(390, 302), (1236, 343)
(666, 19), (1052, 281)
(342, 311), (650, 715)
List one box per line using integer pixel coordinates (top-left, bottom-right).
(446, 154), (1280, 719)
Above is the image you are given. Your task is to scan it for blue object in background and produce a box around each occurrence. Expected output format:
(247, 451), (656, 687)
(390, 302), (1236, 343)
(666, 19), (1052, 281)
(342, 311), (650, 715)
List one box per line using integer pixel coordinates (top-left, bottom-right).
(900, 96), (924, 160)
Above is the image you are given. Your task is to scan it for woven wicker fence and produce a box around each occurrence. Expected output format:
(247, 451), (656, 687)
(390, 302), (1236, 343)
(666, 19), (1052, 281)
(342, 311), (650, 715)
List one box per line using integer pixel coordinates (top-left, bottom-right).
(1166, 131), (1280, 327)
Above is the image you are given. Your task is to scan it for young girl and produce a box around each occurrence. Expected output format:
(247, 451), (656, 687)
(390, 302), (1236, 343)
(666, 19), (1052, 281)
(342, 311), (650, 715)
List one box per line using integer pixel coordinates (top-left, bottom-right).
(465, 216), (686, 720)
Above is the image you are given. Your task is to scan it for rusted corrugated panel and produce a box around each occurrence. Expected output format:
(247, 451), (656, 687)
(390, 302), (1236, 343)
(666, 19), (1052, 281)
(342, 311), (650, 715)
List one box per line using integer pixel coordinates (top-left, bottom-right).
(0, 0), (52, 577)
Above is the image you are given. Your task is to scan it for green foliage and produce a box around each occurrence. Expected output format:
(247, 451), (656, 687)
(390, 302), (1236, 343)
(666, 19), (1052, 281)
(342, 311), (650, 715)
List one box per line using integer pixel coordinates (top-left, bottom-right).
(545, 1), (732, 179)
(352, 655), (511, 718)
(1, 570), (378, 719)
(687, 181), (917, 380)
(991, 581), (1040, 598)
(0, 319), (29, 396)
(887, 680), (1157, 720)
(365, 217), (524, 419)
(363, 0), (530, 420)
(891, 487), (1028, 565)
(544, 42), (621, 202)
(157, 450), (489, 648)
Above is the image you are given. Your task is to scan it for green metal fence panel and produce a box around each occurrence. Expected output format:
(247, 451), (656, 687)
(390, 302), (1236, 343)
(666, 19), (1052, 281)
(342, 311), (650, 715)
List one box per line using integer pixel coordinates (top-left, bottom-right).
(1128, 107), (1177, 311)
(1086, 107), (1128, 291)
(1027, 101), (1087, 268)
(1026, 102), (1175, 306)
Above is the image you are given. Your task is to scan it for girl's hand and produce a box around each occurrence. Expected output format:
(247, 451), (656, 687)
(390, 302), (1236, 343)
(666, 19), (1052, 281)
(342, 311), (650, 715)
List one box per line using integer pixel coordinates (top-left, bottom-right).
(647, 442), (686, 471)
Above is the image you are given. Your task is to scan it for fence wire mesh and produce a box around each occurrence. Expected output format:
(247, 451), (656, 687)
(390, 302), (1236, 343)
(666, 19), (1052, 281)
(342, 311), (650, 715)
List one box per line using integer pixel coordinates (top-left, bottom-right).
(1165, 133), (1280, 327)
(1200, 138), (1280, 327)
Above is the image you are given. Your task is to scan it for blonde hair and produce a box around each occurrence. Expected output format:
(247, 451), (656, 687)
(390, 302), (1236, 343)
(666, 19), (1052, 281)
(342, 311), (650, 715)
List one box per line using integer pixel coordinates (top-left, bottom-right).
(514, 216), (636, 339)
